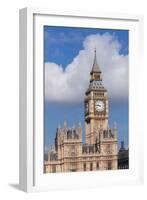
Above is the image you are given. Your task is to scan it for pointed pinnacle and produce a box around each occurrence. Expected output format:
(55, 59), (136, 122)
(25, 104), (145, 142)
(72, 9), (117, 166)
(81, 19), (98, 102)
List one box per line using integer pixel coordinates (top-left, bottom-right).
(91, 48), (101, 73)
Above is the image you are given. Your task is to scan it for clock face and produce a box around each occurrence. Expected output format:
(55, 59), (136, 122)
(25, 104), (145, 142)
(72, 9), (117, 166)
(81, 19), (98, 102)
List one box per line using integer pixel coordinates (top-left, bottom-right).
(95, 100), (105, 112)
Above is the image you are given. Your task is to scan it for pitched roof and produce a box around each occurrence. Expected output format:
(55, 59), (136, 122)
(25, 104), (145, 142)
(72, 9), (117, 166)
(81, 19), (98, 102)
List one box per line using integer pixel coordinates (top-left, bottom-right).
(91, 49), (101, 73)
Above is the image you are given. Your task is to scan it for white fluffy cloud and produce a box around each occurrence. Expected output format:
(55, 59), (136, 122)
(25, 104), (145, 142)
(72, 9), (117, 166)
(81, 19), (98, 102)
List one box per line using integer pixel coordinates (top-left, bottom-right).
(45, 33), (128, 103)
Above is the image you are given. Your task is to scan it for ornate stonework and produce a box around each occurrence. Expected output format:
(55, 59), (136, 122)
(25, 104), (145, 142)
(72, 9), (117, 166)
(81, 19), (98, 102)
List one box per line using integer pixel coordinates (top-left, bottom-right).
(44, 50), (118, 173)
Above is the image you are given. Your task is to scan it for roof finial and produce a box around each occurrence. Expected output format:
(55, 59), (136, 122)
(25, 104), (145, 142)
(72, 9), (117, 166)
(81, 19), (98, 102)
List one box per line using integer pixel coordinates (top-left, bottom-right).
(94, 48), (97, 62)
(94, 47), (96, 54)
(63, 119), (67, 128)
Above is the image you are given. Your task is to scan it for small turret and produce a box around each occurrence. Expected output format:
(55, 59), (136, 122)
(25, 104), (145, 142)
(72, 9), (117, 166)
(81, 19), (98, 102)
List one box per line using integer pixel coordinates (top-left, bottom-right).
(113, 121), (117, 139)
(120, 141), (125, 151)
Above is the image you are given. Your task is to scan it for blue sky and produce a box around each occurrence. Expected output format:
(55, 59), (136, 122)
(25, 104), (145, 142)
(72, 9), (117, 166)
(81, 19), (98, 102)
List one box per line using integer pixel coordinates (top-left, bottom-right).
(44, 26), (128, 68)
(44, 26), (129, 152)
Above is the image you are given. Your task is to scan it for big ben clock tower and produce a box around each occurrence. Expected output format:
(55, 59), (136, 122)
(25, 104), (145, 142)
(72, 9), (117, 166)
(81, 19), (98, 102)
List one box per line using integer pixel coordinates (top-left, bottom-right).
(45, 48), (118, 173)
(85, 49), (109, 145)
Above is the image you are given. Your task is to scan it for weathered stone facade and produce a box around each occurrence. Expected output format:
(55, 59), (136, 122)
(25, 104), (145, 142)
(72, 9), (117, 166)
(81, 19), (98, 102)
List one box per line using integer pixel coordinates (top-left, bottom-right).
(44, 50), (118, 173)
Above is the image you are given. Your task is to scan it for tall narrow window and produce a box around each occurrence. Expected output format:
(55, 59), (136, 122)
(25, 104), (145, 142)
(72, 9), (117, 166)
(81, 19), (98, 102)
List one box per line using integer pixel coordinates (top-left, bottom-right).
(52, 165), (56, 173)
(83, 163), (86, 171)
(90, 162), (93, 171)
(96, 162), (99, 170)
(108, 161), (112, 170)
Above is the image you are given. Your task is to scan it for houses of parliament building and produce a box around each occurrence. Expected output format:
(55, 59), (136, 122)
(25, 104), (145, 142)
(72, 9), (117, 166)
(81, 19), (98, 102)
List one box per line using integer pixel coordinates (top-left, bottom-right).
(44, 50), (119, 173)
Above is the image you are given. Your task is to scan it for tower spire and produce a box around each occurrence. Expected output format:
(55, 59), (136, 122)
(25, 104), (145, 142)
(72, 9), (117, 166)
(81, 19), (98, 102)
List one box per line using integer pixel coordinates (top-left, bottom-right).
(63, 119), (67, 128)
(91, 48), (101, 74)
